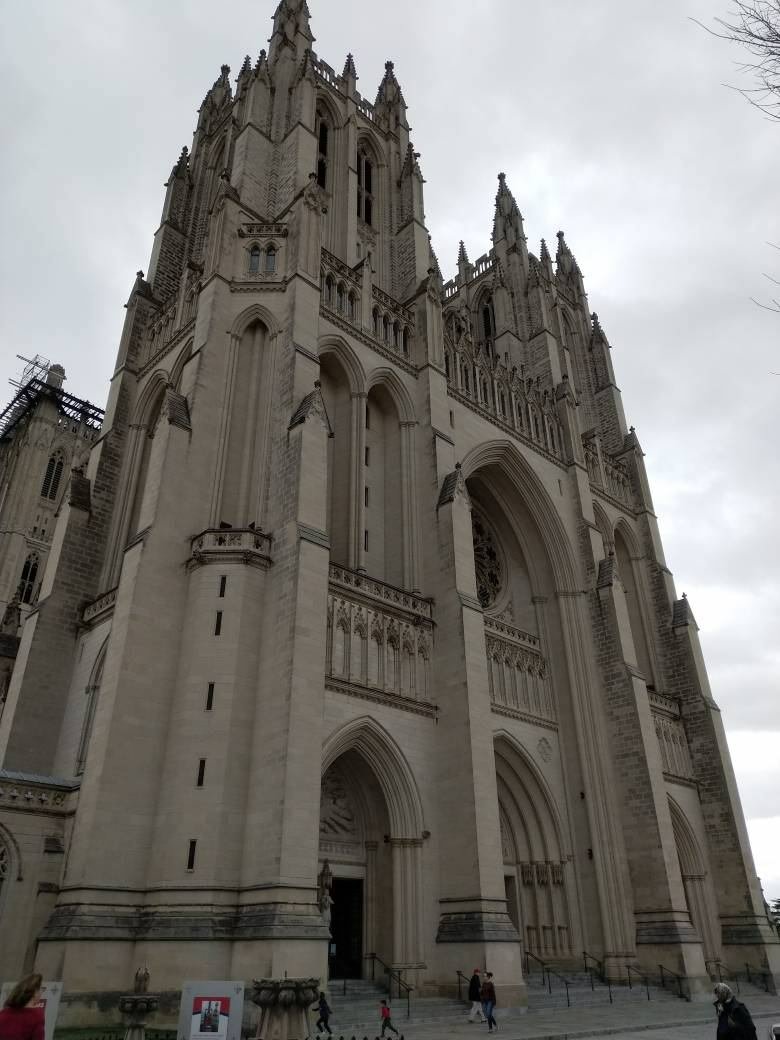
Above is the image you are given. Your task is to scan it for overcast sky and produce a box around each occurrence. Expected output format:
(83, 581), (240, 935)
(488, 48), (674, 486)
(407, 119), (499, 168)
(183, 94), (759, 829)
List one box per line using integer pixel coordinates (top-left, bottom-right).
(1, 1), (778, 900)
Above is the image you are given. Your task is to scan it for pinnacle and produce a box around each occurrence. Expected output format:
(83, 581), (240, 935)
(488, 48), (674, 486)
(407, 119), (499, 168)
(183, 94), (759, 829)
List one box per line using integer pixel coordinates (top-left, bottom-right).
(540, 238), (551, 263)
(240, 54), (252, 75)
(342, 52), (357, 79)
(255, 49), (267, 70)
(458, 240), (470, 265)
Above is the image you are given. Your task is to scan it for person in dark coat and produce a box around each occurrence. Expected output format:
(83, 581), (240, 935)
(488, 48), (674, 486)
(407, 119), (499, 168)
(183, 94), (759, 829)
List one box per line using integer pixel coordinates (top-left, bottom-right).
(312, 992), (332, 1036)
(480, 972), (497, 1033)
(0, 974), (45, 1040)
(713, 983), (757, 1040)
(467, 969), (484, 1022)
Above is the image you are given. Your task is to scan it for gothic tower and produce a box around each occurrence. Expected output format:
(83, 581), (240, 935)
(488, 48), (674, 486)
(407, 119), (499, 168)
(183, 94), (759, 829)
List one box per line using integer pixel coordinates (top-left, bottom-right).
(0, 0), (777, 1010)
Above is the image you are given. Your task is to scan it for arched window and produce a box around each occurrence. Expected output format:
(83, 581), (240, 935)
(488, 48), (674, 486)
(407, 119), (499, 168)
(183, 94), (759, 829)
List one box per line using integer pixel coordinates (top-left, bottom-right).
(18, 553), (39, 605)
(316, 111), (329, 190)
(372, 308), (380, 337)
(402, 327), (410, 356)
(337, 283), (345, 313)
(249, 245), (261, 274)
(76, 642), (107, 776)
(393, 322), (400, 349)
(382, 315), (390, 342)
(478, 294), (496, 357)
(265, 245), (277, 274)
(325, 275), (334, 305)
(41, 452), (64, 500)
(357, 147), (374, 226)
(348, 292), (357, 320)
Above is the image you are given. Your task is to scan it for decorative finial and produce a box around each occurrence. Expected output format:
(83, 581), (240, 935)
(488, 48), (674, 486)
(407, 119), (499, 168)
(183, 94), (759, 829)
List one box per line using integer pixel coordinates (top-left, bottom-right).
(455, 461), (461, 470)
(385, 60), (394, 72)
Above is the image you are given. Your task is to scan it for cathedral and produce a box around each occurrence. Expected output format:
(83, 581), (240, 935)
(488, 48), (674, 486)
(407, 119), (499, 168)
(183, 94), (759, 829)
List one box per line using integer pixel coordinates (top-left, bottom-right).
(0, 0), (777, 1018)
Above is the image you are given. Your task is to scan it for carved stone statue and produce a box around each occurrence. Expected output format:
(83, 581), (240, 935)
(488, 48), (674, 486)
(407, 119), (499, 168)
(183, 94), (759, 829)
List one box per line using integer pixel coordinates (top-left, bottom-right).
(1, 594), (21, 636)
(320, 890), (333, 931)
(133, 965), (150, 994)
(316, 860), (334, 931)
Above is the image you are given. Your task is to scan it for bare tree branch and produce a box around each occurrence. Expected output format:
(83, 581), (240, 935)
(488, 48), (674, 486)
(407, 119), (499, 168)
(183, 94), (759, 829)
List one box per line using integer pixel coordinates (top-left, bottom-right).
(692, 1), (780, 119)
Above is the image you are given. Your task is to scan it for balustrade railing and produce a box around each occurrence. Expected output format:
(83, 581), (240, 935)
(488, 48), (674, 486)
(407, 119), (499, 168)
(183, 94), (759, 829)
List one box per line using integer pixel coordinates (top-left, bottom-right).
(484, 617), (554, 724)
(189, 527), (273, 569)
(327, 565), (434, 707)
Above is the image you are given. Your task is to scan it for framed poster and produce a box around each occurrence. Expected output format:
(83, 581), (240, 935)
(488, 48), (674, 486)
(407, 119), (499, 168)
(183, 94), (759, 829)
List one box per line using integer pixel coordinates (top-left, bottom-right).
(0, 981), (63, 1040)
(177, 982), (244, 1040)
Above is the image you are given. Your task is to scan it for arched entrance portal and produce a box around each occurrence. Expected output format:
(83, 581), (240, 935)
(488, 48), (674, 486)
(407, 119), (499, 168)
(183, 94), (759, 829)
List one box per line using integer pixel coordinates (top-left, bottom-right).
(669, 797), (720, 963)
(320, 719), (425, 980)
(495, 735), (576, 962)
(319, 753), (392, 977)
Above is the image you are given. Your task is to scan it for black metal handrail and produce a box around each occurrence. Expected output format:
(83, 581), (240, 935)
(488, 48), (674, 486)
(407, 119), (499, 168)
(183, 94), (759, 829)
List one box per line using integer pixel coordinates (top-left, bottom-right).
(455, 970), (470, 1002)
(522, 951), (570, 1005)
(745, 963), (770, 992)
(544, 966), (571, 1007)
(523, 950), (546, 982)
(626, 964), (651, 1001)
(365, 954), (414, 1017)
(658, 964), (687, 1000)
(583, 951), (604, 984)
(705, 959), (740, 994)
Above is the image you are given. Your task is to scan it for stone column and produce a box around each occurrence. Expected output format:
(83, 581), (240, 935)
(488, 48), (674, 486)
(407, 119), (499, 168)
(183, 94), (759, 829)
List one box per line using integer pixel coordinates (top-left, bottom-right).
(365, 840), (378, 956)
(351, 392), (367, 572)
(431, 465), (526, 1006)
(400, 421), (420, 593)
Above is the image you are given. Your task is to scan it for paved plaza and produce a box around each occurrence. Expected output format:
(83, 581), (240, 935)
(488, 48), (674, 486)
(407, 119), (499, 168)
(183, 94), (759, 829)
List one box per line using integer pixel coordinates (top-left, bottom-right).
(332, 993), (780, 1040)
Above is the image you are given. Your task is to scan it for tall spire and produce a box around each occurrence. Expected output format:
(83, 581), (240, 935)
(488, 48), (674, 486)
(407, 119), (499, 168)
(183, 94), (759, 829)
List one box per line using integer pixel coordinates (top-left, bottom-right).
(457, 240), (469, 265)
(374, 60), (408, 130)
(269, 0), (314, 63)
(492, 172), (525, 247)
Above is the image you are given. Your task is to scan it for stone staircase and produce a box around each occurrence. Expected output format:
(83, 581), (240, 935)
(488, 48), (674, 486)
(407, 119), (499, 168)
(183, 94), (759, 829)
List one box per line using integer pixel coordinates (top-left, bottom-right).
(326, 979), (465, 1031)
(524, 969), (684, 1012)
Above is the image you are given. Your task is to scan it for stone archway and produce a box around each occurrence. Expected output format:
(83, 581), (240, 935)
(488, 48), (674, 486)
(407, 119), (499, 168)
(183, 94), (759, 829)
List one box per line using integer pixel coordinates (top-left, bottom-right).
(495, 734), (576, 963)
(669, 797), (721, 963)
(320, 719), (425, 977)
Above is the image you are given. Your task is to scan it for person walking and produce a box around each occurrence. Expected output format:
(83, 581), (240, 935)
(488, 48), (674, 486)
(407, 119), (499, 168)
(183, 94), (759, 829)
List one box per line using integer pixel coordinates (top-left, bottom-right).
(0, 975), (45, 1040)
(480, 972), (497, 1033)
(467, 969), (484, 1022)
(713, 983), (757, 1039)
(312, 991), (332, 1036)
(379, 999), (399, 1037)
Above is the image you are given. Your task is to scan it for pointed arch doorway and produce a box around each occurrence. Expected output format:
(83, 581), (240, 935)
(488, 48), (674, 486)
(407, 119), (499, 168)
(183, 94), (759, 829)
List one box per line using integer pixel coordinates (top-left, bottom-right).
(320, 720), (426, 980)
(319, 753), (392, 978)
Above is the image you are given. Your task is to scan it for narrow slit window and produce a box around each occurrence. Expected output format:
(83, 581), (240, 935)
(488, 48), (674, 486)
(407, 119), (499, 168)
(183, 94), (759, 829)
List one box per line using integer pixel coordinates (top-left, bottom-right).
(187, 839), (197, 871)
(206, 683), (215, 711)
(218, 575), (227, 598)
(365, 406), (371, 429)
(357, 148), (374, 226)
(196, 759), (206, 787)
(364, 446), (370, 466)
(214, 611), (223, 636)
(364, 530), (369, 551)
(317, 115), (329, 189)
(365, 486), (370, 507)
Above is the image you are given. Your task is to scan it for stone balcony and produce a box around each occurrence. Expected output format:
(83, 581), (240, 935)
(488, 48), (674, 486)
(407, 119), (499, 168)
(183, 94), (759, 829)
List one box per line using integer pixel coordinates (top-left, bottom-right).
(326, 565), (435, 715)
(188, 528), (273, 570)
(484, 614), (556, 728)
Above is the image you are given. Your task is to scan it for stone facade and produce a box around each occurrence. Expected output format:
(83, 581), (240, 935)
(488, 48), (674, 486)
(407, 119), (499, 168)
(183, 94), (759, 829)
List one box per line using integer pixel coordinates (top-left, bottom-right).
(0, 365), (103, 718)
(0, 0), (778, 1016)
